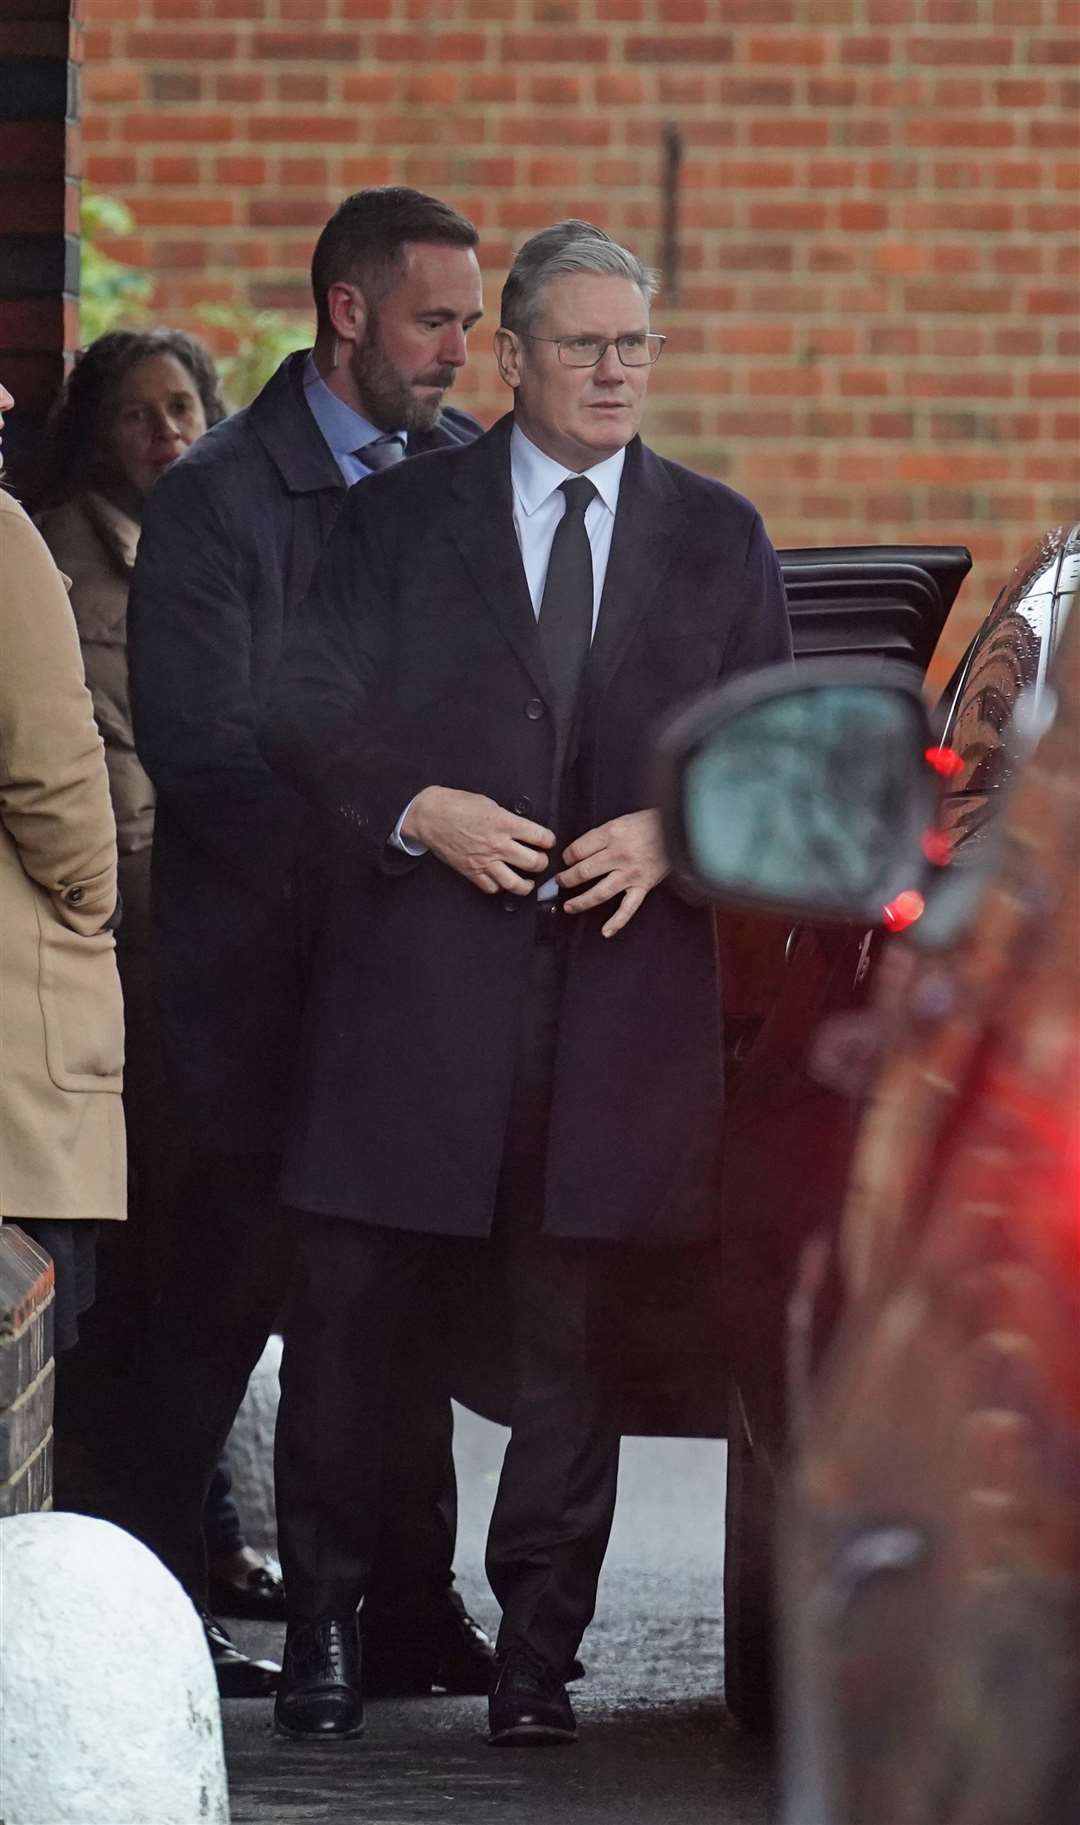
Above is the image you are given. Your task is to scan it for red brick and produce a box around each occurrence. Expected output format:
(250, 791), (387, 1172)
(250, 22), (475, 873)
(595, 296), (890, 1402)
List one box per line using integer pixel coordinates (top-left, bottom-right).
(747, 33), (828, 64)
(138, 195), (239, 228)
(465, 72), (518, 101)
(1029, 117), (1080, 149)
(749, 201), (828, 231)
(749, 367), (824, 396)
(216, 73), (265, 101)
(216, 155), (268, 185)
(1027, 201), (1080, 231)
(256, 31), (360, 58)
(594, 72), (645, 104)
(909, 34), (1014, 63)
(85, 151), (139, 186)
(804, 324), (857, 356)
(279, 157), (329, 185)
(249, 114), (367, 143)
(341, 72), (398, 102)
(529, 74), (582, 103)
(906, 118), (1016, 148)
(710, 324), (795, 355)
(902, 199), (1014, 231)
(868, 411), (916, 437)
(928, 0), (980, 17)
(127, 31), (239, 58)
(625, 35), (733, 62)
(806, 158), (858, 187)
(84, 66), (142, 102)
(151, 154), (201, 183)
(248, 197), (332, 229)
(1030, 37), (1080, 65)
(748, 116), (830, 148)
(841, 35), (893, 64)
(992, 159), (1044, 188)
(836, 200), (890, 230)
(717, 77), (795, 105)
(132, 108), (240, 145)
(277, 74), (330, 101)
(838, 368), (891, 397)
(1026, 285), (1080, 314)
(807, 77), (858, 107)
(996, 79), (1046, 105)
(403, 72), (460, 104)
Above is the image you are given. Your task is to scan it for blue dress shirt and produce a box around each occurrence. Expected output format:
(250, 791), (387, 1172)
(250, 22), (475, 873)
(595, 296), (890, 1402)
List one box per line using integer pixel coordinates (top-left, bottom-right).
(302, 353), (407, 483)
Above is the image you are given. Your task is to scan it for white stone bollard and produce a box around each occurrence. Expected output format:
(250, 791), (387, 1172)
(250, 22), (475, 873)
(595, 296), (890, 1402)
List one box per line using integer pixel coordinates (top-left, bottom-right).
(0, 1512), (229, 1825)
(223, 1333), (282, 1559)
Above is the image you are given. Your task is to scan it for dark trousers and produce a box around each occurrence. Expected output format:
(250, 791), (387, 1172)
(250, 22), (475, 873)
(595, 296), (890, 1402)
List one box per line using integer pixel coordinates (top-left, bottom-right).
(118, 1149), (457, 1618)
(277, 936), (622, 1675)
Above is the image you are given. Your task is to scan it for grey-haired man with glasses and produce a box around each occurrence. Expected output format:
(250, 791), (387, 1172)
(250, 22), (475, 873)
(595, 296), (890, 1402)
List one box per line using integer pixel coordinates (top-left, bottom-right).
(260, 222), (791, 1746)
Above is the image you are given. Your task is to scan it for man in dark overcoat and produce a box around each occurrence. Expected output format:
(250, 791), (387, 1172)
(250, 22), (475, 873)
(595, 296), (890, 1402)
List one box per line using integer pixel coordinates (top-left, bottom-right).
(123, 188), (497, 1698)
(260, 227), (793, 1743)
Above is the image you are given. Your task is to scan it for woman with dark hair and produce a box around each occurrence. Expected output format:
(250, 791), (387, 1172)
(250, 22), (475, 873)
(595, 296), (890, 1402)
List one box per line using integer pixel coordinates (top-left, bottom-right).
(34, 332), (284, 1692)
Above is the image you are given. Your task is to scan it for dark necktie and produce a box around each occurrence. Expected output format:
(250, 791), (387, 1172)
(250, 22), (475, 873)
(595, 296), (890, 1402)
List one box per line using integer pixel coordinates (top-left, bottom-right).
(358, 434), (405, 472)
(538, 475), (597, 715)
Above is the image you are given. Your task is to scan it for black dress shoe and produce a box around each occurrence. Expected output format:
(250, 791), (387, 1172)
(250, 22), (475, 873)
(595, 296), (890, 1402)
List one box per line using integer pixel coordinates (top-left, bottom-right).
(363, 1591), (498, 1697)
(488, 1642), (577, 1746)
(200, 1611), (281, 1699)
(431, 1591), (499, 1694)
(274, 1615), (364, 1740)
(208, 1551), (286, 1621)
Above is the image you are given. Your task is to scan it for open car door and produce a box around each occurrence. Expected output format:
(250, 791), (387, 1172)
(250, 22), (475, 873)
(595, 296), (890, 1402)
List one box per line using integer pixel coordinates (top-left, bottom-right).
(617, 544), (972, 1441)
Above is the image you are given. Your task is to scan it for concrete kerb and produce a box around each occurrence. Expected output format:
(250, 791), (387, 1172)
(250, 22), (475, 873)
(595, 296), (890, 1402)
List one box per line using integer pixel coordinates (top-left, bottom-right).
(0, 1511), (229, 1825)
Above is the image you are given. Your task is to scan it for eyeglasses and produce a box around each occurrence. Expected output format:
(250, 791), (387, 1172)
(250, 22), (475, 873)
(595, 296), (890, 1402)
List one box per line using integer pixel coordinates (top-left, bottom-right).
(526, 333), (667, 368)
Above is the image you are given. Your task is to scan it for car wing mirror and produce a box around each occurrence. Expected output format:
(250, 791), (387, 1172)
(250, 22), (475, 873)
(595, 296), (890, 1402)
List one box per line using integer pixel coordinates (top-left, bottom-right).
(654, 659), (947, 930)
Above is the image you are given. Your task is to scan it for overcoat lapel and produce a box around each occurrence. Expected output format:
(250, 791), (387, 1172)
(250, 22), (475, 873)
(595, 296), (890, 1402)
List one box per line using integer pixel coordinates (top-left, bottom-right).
(446, 415), (554, 701)
(585, 436), (687, 706)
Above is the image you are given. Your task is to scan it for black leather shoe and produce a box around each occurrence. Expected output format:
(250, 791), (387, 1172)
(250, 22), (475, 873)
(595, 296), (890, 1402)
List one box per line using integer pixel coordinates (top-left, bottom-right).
(488, 1642), (577, 1746)
(363, 1591), (499, 1697)
(208, 1549), (286, 1621)
(200, 1611), (281, 1699)
(274, 1615), (364, 1740)
(431, 1591), (499, 1694)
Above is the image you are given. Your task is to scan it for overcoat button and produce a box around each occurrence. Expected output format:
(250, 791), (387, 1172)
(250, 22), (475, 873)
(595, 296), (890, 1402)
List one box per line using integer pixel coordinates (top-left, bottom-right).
(524, 698), (545, 720)
(500, 893), (519, 913)
(513, 796), (533, 816)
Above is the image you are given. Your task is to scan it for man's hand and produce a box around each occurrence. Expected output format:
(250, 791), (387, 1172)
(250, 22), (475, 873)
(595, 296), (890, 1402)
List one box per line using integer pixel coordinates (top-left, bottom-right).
(403, 787), (555, 895)
(557, 810), (669, 937)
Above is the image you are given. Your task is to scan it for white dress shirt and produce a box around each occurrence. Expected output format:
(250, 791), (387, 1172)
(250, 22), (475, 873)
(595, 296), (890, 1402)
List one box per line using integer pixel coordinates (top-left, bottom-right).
(392, 425), (628, 890)
(303, 353), (407, 484)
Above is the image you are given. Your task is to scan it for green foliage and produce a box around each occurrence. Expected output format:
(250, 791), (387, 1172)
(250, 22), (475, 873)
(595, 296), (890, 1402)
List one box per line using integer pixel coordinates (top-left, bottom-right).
(79, 189), (309, 409)
(193, 304), (310, 410)
(79, 190), (151, 343)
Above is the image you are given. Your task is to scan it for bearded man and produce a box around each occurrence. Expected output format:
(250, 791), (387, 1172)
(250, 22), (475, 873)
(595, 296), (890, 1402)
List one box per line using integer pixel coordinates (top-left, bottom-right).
(122, 189), (495, 1703)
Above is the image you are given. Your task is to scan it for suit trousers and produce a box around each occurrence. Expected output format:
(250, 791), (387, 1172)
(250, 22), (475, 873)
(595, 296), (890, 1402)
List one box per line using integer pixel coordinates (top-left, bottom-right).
(276, 930), (623, 1676)
(116, 1149), (457, 1623)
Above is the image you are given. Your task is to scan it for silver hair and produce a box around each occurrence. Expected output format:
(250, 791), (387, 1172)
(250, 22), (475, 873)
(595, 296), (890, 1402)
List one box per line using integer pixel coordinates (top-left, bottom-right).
(500, 229), (659, 337)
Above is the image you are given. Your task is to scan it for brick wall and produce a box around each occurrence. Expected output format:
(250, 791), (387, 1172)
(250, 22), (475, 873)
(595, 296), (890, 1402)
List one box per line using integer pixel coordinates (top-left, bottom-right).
(0, 0), (83, 470)
(81, 0), (1079, 668)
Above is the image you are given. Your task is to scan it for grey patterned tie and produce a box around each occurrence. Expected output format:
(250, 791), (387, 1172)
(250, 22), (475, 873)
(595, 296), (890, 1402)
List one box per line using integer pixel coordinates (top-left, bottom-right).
(358, 434), (406, 472)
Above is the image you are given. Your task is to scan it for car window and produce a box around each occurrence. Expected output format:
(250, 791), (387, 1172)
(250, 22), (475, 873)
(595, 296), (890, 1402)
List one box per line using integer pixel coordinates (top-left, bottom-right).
(938, 532), (1062, 850)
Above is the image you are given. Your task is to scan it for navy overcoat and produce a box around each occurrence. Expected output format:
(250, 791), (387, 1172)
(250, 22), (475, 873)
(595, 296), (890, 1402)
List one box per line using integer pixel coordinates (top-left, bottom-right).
(261, 414), (793, 1245)
(128, 350), (477, 1149)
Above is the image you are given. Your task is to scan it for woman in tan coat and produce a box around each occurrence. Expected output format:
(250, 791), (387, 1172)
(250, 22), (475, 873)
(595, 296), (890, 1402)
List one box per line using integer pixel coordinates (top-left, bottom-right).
(0, 377), (125, 1349)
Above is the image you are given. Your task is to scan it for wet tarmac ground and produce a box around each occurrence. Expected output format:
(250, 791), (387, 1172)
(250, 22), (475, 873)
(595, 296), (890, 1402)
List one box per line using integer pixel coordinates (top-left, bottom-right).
(223, 1410), (775, 1825)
